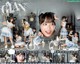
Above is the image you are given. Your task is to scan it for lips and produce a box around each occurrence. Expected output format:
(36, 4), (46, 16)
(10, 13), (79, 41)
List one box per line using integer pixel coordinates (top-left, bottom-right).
(45, 31), (51, 34)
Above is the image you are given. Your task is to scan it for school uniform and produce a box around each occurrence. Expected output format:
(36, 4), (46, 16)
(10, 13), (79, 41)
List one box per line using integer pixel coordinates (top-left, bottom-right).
(60, 27), (68, 38)
(24, 28), (33, 37)
(15, 36), (25, 46)
(72, 36), (78, 43)
(1, 21), (14, 37)
(60, 21), (68, 38)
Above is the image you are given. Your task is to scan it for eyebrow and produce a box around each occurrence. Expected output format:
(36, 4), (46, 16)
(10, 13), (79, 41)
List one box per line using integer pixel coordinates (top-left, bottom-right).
(43, 21), (55, 24)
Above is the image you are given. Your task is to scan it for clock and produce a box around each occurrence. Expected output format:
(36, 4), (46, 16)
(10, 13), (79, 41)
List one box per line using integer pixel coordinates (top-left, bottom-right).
(30, 17), (34, 22)
(27, 12), (36, 28)
(28, 12), (36, 22)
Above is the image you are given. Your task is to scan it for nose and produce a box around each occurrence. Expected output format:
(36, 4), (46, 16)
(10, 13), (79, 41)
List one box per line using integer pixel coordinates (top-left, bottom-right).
(47, 24), (51, 30)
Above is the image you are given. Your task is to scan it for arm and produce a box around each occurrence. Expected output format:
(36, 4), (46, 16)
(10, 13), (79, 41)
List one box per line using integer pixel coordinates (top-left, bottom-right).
(2, 21), (7, 25)
(38, 31), (43, 37)
(21, 20), (25, 27)
(69, 31), (73, 37)
(13, 24), (15, 27)
(10, 24), (15, 28)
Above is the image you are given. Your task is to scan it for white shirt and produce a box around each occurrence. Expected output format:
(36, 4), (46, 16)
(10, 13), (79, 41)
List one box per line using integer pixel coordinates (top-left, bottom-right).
(69, 60), (76, 62)
(7, 21), (14, 28)
(72, 36), (78, 43)
(16, 36), (22, 42)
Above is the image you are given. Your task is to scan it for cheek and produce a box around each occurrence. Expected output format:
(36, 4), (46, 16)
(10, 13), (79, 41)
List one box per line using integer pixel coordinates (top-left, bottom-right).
(17, 56), (20, 60)
(51, 26), (55, 31)
(40, 25), (46, 29)
(40, 25), (46, 32)
(20, 56), (24, 60)
(17, 55), (24, 60)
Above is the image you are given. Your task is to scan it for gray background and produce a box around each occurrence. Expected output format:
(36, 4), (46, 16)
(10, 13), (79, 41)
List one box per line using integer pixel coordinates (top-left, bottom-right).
(0, 0), (80, 36)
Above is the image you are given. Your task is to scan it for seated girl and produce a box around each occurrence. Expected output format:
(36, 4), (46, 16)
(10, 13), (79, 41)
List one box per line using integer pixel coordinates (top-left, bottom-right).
(21, 19), (33, 43)
(68, 32), (79, 47)
(15, 33), (25, 48)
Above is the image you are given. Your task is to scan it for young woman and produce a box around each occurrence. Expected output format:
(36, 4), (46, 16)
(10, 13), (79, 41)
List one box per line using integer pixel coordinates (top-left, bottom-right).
(69, 52), (79, 62)
(28, 53), (39, 62)
(72, 32), (79, 44)
(1, 17), (15, 48)
(21, 19), (33, 43)
(60, 16), (68, 39)
(14, 51), (26, 62)
(39, 12), (56, 38)
(33, 12), (56, 50)
(15, 32), (25, 48)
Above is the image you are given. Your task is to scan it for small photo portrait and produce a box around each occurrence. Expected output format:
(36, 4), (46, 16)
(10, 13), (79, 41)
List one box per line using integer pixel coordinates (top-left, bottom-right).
(0, 50), (15, 62)
(12, 51), (26, 62)
(68, 52), (80, 63)
(28, 51), (39, 62)
(38, 51), (67, 63)
(39, 51), (52, 62)
(50, 52), (67, 63)
(0, 50), (6, 63)
(59, 53), (67, 63)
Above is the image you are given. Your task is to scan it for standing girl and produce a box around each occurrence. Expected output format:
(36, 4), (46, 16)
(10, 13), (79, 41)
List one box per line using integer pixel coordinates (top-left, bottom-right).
(60, 16), (68, 38)
(1, 17), (15, 48)
(21, 19), (33, 43)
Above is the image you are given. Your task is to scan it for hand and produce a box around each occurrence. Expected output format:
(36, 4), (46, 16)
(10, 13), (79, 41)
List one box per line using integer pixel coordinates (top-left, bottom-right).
(38, 32), (43, 37)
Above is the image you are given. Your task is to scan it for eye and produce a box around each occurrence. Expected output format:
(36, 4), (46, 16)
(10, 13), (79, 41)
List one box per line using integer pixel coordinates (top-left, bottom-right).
(51, 23), (54, 25)
(43, 23), (47, 25)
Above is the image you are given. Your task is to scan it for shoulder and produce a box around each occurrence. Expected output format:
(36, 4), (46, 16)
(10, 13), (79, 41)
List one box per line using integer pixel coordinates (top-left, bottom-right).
(28, 28), (33, 31)
(29, 27), (32, 29)
(19, 36), (22, 39)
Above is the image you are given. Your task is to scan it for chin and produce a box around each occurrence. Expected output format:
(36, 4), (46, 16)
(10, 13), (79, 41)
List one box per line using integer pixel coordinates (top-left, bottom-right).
(44, 35), (51, 38)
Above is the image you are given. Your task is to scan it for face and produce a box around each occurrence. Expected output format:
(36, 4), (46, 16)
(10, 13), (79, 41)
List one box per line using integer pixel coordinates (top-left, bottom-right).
(62, 18), (67, 21)
(40, 22), (55, 37)
(74, 33), (78, 37)
(38, 31), (43, 36)
(33, 29), (36, 32)
(15, 34), (18, 38)
(16, 53), (25, 62)
(10, 18), (14, 22)
(25, 22), (30, 27)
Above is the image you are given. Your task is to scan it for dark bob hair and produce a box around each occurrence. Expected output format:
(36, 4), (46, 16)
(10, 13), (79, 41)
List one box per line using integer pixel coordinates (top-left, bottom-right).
(39, 12), (56, 25)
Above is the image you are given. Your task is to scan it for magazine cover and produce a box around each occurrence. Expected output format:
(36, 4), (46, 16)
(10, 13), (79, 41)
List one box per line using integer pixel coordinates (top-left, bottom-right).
(0, 0), (80, 64)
